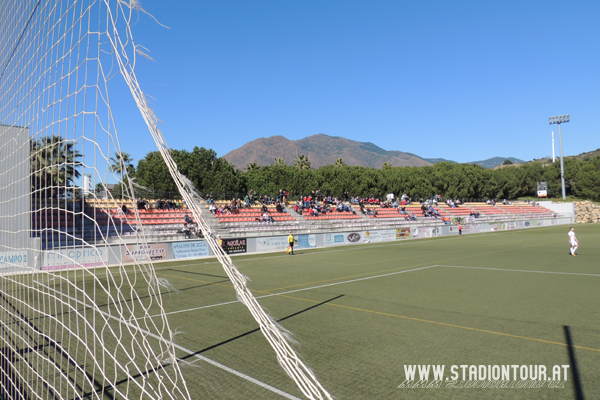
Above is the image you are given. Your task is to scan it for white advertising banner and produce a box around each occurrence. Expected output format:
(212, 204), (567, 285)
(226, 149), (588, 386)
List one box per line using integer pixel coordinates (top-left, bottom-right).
(411, 227), (440, 238)
(0, 251), (29, 268)
(256, 236), (289, 252)
(43, 248), (108, 271)
(172, 241), (209, 259)
(323, 232), (363, 246)
(364, 230), (395, 243)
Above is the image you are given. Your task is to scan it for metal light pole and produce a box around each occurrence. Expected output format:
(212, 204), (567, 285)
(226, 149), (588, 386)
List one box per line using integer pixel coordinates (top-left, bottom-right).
(549, 114), (570, 200)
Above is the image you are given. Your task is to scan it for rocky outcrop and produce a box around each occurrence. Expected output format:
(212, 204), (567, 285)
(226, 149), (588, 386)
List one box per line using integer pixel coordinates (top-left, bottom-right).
(575, 201), (600, 223)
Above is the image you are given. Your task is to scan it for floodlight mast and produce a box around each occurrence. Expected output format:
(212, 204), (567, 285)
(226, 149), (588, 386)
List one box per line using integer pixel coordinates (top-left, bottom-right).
(549, 114), (570, 200)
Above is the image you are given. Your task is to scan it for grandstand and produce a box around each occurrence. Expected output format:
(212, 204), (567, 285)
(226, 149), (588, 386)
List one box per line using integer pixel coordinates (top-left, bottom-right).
(199, 198), (561, 239)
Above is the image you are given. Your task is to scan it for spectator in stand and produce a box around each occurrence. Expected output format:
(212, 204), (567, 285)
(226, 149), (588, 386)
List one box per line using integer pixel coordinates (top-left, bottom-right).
(399, 206), (408, 215)
(421, 203), (430, 217)
(429, 205), (440, 218)
(121, 203), (129, 215)
(263, 212), (274, 223)
(209, 203), (216, 214)
(137, 198), (145, 210)
(275, 201), (284, 213)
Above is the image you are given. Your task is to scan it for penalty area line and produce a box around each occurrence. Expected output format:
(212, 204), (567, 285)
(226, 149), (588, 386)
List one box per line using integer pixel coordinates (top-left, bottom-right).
(436, 265), (600, 277)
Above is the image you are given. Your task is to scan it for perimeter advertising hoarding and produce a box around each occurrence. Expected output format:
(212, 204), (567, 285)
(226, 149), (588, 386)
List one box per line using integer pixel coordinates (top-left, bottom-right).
(256, 236), (288, 252)
(323, 232), (363, 246)
(43, 248), (109, 270)
(410, 227), (439, 238)
(222, 238), (247, 254)
(172, 240), (209, 259)
(296, 234), (316, 249)
(364, 230), (395, 243)
(124, 243), (167, 263)
(0, 251), (29, 268)
(396, 228), (411, 239)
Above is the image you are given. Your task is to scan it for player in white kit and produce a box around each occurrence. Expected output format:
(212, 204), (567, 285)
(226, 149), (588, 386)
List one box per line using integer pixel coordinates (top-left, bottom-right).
(568, 227), (579, 256)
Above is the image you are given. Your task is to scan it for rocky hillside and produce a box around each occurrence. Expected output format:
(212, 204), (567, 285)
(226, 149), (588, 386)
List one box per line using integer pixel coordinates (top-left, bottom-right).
(223, 134), (432, 169)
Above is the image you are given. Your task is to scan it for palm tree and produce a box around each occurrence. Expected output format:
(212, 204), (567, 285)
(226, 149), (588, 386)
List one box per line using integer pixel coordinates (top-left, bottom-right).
(274, 157), (286, 166)
(334, 158), (346, 168)
(294, 154), (311, 170)
(110, 151), (135, 199)
(245, 162), (260, 172)
(110, 151), (135, 176)
(30, 135), (82, 196)
(382, 161), (392, 170)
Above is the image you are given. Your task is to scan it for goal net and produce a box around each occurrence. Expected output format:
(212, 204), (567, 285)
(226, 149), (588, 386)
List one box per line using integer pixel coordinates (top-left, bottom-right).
(0, 1), (331, 399)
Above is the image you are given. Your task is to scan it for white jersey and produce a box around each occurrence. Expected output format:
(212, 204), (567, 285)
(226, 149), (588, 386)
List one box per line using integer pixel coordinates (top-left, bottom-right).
(568, 230), (577, 245)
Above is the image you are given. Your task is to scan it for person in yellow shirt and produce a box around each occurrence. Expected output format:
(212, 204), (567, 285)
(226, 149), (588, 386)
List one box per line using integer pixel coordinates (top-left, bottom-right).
(287, 232), (295, 255)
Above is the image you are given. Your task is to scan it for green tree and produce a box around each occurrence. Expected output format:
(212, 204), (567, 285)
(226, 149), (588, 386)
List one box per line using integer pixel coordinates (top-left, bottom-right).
(274, 157), (286, 166)
(502, 159), (514, 165)
(381, 162), (392, 170)
(245, 162), (260, 172)
(334, 158), (346, 168)
(294, 154), (311, 170)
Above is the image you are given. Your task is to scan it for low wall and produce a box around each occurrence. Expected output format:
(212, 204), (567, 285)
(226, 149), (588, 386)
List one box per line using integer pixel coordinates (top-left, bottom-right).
(37, 216), (566, 269)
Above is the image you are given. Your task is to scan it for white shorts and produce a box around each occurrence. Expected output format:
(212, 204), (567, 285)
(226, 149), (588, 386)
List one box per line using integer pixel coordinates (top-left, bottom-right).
(569, 240), (577, 246)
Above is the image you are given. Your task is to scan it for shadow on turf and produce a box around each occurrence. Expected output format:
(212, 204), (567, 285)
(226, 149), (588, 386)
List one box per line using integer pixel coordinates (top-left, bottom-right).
(172, 269), (229, 280)
(182, 294), (345, 360)
(563, 325), (584, 400)
(109, 294), (345, 390)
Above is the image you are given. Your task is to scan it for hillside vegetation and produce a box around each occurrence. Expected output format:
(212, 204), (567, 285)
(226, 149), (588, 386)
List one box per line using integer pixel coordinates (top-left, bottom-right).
(129, 147), (600, 201)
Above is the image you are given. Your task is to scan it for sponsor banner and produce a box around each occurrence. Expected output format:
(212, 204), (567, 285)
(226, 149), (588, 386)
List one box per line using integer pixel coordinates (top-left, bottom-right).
(43, 248), (108, 270)
(489, 224), (499, 231)
(412, 227), (439, 238)
(256, 236), (289, 252)
(222, 238), (247, 254)
(506, 222), (517, 230)
(323, 232), (363, 246)
(172, 240), (209, 259)
(467, 224), (481, 233)
(396, 228), (411, 239)
(346, 232), (362, 244)
(324, 233), (346, 246)
(297, 234), (316, 249)
(124, 243), (167, 263)
(364, 230), (395, 243)
(0, 251), (29, 268)
(551, 219), (558, 225)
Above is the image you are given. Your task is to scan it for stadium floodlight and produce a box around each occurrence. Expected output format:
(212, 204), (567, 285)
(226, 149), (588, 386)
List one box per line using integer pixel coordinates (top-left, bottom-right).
(549, 114), (570, 200)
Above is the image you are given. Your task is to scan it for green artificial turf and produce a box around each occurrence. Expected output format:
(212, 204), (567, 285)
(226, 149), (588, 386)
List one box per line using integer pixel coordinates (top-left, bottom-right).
(134, 224), (600, 399)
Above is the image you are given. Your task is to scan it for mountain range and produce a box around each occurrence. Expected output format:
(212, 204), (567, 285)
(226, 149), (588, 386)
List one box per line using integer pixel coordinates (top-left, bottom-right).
(222, 134), (525, 170)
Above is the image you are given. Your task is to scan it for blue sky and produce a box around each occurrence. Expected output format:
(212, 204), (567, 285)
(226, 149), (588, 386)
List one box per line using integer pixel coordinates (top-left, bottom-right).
(110, 0), (600, 167)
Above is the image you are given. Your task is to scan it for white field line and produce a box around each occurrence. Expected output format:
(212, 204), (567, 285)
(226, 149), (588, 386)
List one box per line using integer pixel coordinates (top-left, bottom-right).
(152, 265), (437, 318)
(436, 264), (600, 277)
(33, 280), (302, 400)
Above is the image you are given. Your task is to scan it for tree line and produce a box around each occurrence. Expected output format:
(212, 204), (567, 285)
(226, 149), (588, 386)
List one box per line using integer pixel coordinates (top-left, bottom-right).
(29, 137), (599, 201)
(128, 147), (600, 201)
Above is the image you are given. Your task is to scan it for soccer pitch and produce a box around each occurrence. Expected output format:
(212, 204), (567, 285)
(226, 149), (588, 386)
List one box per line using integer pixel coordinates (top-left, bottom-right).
(137, 224), (599, 399)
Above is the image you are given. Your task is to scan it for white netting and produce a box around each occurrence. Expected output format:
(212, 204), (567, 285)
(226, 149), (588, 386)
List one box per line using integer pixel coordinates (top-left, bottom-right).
(0, 1), (189, 398)
(0, 0), (332, 399)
